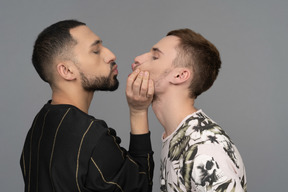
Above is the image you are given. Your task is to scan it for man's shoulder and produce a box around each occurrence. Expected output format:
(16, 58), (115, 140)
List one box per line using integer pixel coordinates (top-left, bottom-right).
(40, 102), (109, 131)
(179, 110), (222, 135)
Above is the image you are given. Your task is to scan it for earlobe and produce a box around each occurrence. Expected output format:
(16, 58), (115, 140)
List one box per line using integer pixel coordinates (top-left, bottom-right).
(57, 62), (76, 81)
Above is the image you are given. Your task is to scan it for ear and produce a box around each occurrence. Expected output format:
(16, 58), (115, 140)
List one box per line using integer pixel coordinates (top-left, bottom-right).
(170, 68), (191, 85)
(56, 62), (76, 81)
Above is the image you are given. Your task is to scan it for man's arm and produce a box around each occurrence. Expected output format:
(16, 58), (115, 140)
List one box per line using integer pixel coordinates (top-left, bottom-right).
(84, 121), (154, 192)
(126, 69), (154, 134)
(84, 70), (155, 192)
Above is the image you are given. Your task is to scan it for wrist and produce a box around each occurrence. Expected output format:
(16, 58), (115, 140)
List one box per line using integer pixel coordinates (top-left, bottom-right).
(130, 108), (148, 117)
(130, 109), (149, 134)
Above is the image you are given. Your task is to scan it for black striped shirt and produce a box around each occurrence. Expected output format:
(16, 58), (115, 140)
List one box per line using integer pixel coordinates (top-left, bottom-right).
(20, 101), (154, 192)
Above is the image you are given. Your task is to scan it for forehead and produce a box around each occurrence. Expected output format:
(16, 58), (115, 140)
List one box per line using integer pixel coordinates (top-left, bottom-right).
(70, 25), (100, 46)
(153, 35), (180, 54)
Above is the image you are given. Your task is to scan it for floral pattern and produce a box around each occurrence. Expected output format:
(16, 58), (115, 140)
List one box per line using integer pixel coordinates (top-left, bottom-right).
(160, 110), (247, 192)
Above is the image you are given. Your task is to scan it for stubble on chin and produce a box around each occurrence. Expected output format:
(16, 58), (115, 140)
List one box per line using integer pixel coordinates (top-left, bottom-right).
(80, 71), (119, 92)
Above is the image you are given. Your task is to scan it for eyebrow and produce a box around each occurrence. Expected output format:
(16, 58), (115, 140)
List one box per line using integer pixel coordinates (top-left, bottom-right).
(91, 40), (103, 47)
(152, 47), (164, 55)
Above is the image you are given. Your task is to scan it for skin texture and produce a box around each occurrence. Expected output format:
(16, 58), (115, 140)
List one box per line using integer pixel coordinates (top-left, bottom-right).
(132, 35), (197, 137)
(51, 25), (153, 134)
(126, 69), (154, 134)
(132, 36), (179, 95)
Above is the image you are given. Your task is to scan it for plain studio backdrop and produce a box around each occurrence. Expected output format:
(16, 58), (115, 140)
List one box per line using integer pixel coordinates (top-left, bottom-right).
(0, 0), (287, 191)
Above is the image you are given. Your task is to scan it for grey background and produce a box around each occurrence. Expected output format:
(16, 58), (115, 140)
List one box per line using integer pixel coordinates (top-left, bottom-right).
(0, 0), (287, 191)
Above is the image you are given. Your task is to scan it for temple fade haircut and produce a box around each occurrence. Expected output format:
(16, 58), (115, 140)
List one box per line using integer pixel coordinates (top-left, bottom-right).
(32, 19), (86, 84)
(167, 28), (221, 99)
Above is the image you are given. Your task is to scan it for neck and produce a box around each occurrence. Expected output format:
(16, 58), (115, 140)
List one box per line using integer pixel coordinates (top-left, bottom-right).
(51, 86), (93, 114)
(152, 90), (197, 139)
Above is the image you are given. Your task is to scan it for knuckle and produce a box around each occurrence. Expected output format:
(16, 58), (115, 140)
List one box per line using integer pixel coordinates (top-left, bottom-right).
(134, 82), (141, 87)
(127, 76), (134, 82)
(141, 87), (148, 93)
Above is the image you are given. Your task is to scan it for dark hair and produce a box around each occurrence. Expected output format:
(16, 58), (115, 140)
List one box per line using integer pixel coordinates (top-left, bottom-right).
(32, 19), (86, 83)
(167, 28), (221, 99)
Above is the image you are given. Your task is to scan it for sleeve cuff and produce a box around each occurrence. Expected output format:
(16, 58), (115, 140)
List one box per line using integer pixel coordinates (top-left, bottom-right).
(129, 132), (153, 154)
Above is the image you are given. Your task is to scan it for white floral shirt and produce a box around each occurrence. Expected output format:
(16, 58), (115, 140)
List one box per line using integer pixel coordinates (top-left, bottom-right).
(160, 110), (247, 192)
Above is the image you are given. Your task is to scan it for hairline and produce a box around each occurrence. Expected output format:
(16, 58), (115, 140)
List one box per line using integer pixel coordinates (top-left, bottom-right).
(50, 27), (81, 85)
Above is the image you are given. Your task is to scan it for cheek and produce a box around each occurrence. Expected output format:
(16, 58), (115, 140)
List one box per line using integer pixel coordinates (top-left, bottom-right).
(148, 70), (162, 82)
(84, 63), (110, 77)
(136, 62), (160, 80)
(141, 62), (156, 72)
(96, 65), (111, 76)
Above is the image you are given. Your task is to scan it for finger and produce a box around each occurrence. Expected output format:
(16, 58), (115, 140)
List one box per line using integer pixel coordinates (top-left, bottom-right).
(133, 71), (144, 96)
(139, 71), (149, 97)
(126, 69), (140, 94)
(147, 79), (154, 98)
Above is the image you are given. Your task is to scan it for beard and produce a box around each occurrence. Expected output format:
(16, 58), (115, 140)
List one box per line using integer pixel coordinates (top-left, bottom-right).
(80, 62), (119, 92)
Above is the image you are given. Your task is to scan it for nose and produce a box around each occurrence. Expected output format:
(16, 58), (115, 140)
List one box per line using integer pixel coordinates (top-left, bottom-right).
(104, 47), (116, 64)
(132, 55), (142, 71)
(133, 53), (149, 69)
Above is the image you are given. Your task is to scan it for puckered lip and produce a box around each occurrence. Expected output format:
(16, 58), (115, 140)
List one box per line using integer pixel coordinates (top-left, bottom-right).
(131, 63), (137, 71)
(112, 64), (118, 71)
(111, 65), (118, 75)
